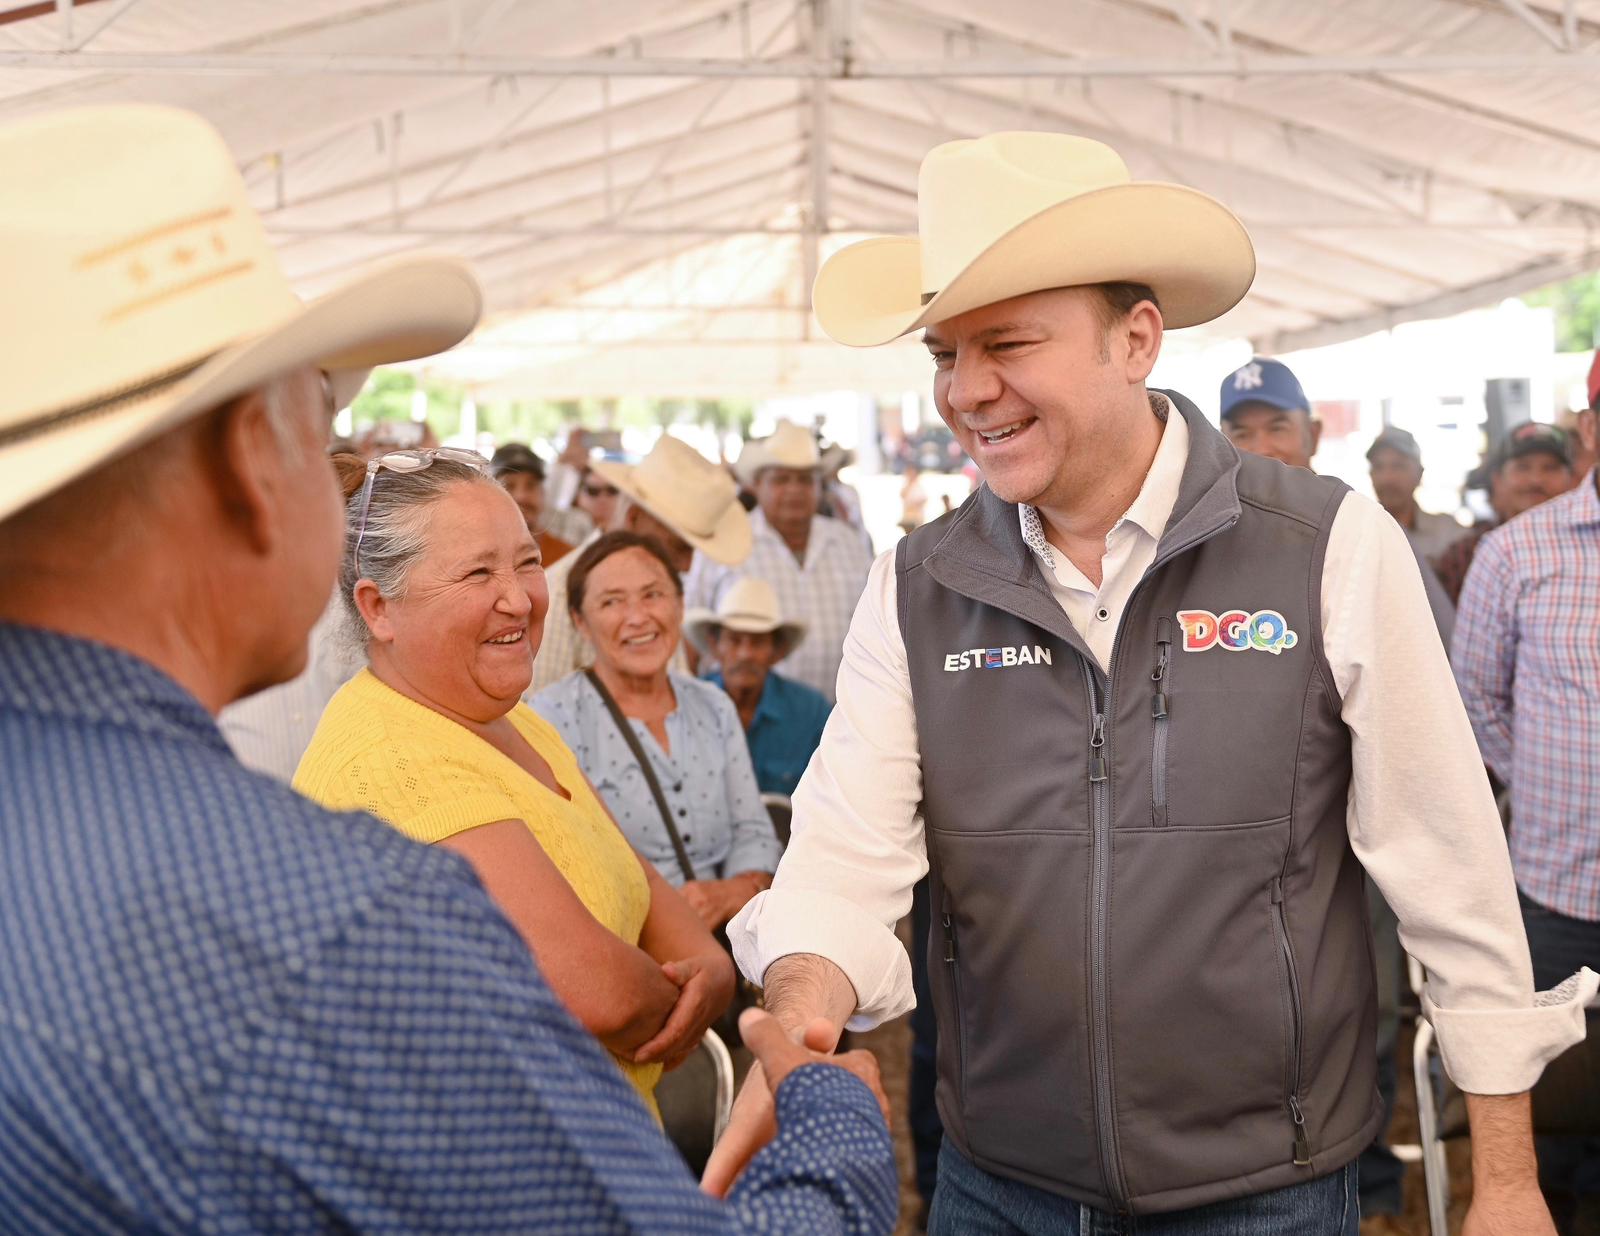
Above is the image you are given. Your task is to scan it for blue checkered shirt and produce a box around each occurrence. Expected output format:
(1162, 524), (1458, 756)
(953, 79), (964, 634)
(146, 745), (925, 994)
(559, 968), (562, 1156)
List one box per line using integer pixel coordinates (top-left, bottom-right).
(1453, 475), (1600, 922)
(0, 624), (897, 1233)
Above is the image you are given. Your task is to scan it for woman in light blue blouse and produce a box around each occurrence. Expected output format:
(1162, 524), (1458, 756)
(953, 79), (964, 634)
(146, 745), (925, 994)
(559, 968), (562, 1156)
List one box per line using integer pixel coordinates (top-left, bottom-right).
(532, 531), (781, 930)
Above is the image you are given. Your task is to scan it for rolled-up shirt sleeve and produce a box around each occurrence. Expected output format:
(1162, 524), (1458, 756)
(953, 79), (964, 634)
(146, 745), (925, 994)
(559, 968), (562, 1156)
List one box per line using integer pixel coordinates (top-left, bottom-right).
(727, 551), (925, 1030)
(1325, 493), (1596, 1094)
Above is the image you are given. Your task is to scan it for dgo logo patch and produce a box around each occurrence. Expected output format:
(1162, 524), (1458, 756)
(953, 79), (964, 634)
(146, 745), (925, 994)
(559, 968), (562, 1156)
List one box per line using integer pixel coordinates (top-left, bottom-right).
(1176, 609), (1298, 656)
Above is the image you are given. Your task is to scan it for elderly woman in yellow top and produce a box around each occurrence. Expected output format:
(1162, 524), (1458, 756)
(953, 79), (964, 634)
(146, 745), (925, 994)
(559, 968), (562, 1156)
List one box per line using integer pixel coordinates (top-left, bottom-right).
(294, 449), (733, 1111)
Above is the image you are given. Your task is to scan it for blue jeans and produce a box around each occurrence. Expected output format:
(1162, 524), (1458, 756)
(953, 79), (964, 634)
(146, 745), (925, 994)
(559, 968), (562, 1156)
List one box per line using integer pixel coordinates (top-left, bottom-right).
(929, 1142), (1359, 1236)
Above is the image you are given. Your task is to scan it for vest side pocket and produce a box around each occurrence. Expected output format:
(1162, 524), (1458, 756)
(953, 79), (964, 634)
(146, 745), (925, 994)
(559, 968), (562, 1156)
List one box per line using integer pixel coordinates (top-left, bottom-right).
(1271, 877), (1313, 1167)
(941, 889), (968, 1112)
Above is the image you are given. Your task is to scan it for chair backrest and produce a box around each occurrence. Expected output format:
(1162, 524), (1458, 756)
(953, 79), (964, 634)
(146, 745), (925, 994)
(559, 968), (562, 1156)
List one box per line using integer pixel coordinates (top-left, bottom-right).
(761, 792), (792, 847)
(655, 1028), (736, 1176)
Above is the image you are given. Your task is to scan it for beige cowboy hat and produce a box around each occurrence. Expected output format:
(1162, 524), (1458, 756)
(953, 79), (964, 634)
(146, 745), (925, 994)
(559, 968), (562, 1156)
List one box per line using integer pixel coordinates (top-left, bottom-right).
(812, 131), (1255, 348)
(0, 104), (482, 522)
(683, 577), (807, 661)
(735, 420), (821, 488)
(591, 435), (751, 566)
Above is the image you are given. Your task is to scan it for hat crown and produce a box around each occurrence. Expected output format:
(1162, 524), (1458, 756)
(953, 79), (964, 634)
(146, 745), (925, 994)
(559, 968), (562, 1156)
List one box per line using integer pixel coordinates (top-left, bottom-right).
(1, 105), (302, 431)
(630, 436), (740, 538)
(738, 420), (821, 482)
(917, 132), (1132, 295)
(716, 577), (784, 628)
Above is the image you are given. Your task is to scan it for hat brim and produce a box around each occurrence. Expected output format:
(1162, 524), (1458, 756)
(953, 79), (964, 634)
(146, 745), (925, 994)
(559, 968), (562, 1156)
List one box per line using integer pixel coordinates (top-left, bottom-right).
(590, 458), (753, 567)
(683, 609), (807, 661)
(1, 253), (481, 522)
(813, 181), (1255, 348)
(733, 453), (821, 489)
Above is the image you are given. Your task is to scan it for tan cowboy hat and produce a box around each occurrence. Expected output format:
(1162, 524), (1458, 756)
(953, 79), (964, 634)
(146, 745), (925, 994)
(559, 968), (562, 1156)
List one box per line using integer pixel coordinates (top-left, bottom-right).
(735, 420), (821, 488)
(591, 435), (751, 566)
(812, 131), (1255, 348)
(684, 577), (806, 661)
(0, 104), (482, 522)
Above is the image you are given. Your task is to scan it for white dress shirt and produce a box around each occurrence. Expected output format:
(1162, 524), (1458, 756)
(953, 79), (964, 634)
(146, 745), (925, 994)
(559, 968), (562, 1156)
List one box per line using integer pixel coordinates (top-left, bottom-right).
(686, 510), (874, 703)
(729, 399), (1596, 1095)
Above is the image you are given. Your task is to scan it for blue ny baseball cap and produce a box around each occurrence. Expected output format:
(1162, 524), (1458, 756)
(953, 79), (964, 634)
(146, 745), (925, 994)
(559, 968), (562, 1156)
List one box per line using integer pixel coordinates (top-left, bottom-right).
(1220, 357), (1310, 420)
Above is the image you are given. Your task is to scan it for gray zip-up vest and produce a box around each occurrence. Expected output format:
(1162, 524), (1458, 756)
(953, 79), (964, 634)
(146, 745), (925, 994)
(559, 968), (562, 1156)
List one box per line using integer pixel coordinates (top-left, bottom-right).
(897, 391), (1384, 1216)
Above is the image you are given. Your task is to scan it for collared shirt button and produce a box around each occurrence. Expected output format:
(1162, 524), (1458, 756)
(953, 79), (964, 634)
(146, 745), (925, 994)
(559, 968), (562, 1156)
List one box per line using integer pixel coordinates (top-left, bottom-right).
(1096, 607), (1110, 622)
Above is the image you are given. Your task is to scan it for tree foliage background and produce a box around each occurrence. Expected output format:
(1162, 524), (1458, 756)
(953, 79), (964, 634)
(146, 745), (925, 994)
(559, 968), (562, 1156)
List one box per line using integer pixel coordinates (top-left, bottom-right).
(347, 369), (753, 450)
(1522, 271), (1600, 353)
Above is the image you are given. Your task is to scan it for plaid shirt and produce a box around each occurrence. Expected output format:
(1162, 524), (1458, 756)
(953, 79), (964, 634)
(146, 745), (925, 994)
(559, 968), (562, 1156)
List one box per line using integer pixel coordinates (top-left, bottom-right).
(0, 623), (897, 1233)
(687, 512), (874, 703)
(1453, 476), (1600, 921)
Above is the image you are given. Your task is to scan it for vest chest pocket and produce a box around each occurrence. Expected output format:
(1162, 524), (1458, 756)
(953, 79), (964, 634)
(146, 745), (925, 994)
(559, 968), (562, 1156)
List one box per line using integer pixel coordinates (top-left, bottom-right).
(1158, 638), (1308, 828)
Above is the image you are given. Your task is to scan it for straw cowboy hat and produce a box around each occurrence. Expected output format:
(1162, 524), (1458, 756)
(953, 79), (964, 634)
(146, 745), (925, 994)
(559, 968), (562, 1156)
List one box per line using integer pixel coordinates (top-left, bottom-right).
(735, 420), (821, 488)
(812, 131), (1255, 348)
(0, 104), (482, 522)
(683, 577), (806, 661)
(591, 435), (751, 566)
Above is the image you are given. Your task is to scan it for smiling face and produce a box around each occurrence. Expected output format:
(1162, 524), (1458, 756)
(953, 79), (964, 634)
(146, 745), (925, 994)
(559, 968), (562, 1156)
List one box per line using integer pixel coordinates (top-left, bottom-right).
(923, 285), (1160, 509)
(359, 481), (548, 722)
(574, 545), (684, 681)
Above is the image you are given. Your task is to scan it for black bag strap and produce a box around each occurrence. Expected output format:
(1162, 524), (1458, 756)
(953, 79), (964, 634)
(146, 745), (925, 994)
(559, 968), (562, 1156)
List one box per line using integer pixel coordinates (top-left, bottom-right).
(583, 668), (697, 883)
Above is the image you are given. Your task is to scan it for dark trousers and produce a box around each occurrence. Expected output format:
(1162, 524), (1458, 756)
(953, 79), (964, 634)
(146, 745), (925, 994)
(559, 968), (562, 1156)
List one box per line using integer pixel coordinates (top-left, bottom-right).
(910, 877), (945, 1209)
(1520, 891), (1600, 1234)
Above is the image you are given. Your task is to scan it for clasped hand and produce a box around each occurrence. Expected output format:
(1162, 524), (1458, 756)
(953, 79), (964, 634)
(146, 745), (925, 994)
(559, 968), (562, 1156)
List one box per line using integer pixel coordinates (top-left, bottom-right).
(701, 1015), (890, 1197)
(630, 950), (735, 1070)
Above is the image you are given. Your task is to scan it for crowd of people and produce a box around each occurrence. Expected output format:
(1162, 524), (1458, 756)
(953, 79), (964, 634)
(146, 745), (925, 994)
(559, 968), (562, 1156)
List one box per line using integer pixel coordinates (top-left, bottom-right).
(2, 104), (1597, 1236)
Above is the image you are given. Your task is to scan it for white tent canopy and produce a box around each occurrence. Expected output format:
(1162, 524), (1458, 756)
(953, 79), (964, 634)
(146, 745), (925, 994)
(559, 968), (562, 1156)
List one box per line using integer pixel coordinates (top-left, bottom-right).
(4, 0), (1599, 395)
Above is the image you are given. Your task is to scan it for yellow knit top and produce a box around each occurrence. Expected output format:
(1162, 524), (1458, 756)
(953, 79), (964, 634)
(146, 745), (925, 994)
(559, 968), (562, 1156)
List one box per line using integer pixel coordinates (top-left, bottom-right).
(292, 669), (662, 1108)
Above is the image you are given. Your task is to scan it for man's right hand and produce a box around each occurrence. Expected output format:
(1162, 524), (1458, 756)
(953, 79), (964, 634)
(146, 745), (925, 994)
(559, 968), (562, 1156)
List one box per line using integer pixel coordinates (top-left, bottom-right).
(700, 1009), (888, 1197)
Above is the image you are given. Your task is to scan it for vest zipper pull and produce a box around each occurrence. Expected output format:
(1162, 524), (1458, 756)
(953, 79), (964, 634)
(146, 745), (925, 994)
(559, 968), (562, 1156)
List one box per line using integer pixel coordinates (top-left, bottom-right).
(942, 912), (957, 963)
(1089, 712), (1107, 783)
(1289, 1095), (1312, 1166)
(1153, 621), (1172, 719)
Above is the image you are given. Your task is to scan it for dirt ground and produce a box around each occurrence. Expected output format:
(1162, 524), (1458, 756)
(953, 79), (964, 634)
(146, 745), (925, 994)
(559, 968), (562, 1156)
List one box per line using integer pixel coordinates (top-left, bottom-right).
(852, 1015), (1474, 1236)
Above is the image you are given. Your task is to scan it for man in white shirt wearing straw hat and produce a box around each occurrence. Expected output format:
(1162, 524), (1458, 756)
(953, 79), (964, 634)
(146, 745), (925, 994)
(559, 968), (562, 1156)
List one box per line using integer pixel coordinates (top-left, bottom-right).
(686, 577), (831, 799)
(526, 433), (752, 695)
(714, 131), (1596, 1235)
(0, 103), (897, 1233)
(687, 421), (874, 703)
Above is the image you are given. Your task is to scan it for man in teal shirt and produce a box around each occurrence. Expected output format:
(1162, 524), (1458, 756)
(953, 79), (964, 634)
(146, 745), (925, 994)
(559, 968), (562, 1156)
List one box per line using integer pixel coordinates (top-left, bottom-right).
(689, 578), (832, 797)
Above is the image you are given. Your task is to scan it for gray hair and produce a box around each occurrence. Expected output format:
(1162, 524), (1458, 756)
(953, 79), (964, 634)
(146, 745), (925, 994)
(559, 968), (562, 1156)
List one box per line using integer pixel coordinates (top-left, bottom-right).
(336, 454), (498, 645)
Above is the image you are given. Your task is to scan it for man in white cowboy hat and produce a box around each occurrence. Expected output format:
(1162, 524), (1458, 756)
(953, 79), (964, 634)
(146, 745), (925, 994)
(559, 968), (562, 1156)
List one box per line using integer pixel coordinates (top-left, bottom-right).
(686, 577), (831, 798)
(526, 433), (752, 694)
(0, 104), (896, 1232)
(687, 421), (874, 703)
(714, 131), (1595, 1233)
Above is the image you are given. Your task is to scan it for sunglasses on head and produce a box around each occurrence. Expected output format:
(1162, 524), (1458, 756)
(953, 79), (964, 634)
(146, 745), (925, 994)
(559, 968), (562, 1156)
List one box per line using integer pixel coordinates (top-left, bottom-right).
(353, 447), (485, 578)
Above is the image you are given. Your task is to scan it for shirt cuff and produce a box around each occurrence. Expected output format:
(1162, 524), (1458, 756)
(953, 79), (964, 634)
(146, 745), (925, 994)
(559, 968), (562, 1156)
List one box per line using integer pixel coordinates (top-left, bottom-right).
(1426, 967), (1599, 1093)
(727, 888), (914, 1031)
